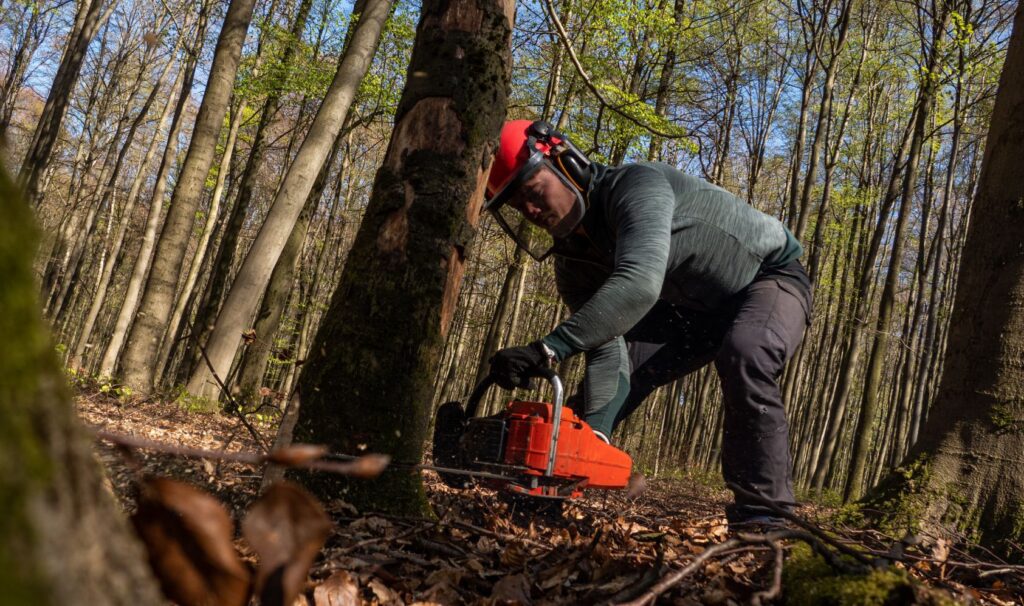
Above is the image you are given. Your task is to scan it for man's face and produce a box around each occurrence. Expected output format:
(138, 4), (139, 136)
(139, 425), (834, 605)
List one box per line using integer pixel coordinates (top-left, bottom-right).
(507, 165), (579, 235)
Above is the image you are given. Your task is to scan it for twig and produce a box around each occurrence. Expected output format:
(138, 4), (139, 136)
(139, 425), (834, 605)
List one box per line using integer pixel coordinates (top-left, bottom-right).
(94, 428), (389, 478)
(615, 537), (743, 606)
(540, 0), (685, 139)
(727, 482), (875, 567)
(750, 541), (784, 606)
(195, 340), (268, 453)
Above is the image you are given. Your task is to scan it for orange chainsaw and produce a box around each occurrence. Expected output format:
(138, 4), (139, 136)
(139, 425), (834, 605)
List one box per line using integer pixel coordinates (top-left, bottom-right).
(431, 370), (632, 500)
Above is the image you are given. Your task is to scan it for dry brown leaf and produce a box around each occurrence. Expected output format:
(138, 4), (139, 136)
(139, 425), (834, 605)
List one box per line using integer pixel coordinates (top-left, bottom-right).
(131, 477), (251, 606)
(491, 573), (532, 605)
(266, 444), (329, 467)
(347, 454), (391, 479)
(313, 570), (360, 606)
(242, 481), (333, 606)
(368, 578), (401, 604)
(931, 538), (950, 564)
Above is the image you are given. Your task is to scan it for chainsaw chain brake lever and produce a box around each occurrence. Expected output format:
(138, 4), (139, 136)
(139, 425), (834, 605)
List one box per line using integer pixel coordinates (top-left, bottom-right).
(465, 369), (565, 478)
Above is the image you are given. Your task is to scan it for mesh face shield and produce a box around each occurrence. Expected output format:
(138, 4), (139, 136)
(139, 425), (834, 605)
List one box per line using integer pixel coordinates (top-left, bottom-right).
(484, 157), (586, 261)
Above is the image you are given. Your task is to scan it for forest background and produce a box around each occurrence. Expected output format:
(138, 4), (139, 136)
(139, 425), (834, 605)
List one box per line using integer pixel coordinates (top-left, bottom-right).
(1, 0), (1019, 526)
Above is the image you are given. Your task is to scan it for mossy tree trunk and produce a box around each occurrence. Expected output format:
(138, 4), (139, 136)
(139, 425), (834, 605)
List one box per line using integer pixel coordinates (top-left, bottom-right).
(0, 169), (162, 603)
(292, 0), (514, 514)
(869, 2), (1024, 554)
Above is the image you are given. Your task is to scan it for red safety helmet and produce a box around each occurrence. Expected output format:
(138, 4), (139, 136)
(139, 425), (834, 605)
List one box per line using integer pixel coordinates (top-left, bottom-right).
(485, 120), (590, 260)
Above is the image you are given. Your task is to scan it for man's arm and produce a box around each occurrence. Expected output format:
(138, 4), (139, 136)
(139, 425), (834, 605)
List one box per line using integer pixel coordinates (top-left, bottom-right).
(542, 165), (675, 360)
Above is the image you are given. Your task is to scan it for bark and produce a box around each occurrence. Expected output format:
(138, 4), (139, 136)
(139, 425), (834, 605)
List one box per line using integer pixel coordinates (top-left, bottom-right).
(186, 0), (393, 399)
(119, 0), (258, 392)
(869, 2), (1024, 553)
(0, 167), (162, 604)
(99, 9), (208, 378)
(18, 0), (114, 206)
(291, 0), (514, 514)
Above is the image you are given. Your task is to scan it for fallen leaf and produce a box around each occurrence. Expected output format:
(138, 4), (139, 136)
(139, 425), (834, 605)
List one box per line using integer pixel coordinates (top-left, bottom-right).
(368, 578), (401, 604)
(347, 454), (391, 478)
(491, 573), (532, 605)
(313, 570), (360, 606)
(242, 481), (333, 606)
(132, 477), (251, 606)
(931, 538), (950, 564)
(266, 444), (329, 467)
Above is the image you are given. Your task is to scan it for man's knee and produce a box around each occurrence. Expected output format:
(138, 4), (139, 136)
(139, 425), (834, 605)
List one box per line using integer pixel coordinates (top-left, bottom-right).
(716, 324), (787, 384)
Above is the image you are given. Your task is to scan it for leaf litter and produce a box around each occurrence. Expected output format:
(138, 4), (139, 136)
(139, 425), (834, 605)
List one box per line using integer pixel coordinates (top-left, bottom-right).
(79, 387), (1023, 605)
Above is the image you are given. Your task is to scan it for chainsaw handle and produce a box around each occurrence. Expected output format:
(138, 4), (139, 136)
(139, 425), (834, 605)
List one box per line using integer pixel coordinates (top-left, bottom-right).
(465, 368), (564, 420)
(465, 369), (565, 478)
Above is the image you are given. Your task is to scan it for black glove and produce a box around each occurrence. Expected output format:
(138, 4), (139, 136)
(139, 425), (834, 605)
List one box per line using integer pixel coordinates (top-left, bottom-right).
(488, 341), (551, 390)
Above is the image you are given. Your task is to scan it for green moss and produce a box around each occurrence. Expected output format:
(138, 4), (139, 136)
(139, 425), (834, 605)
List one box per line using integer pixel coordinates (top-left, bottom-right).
(859, 457), (934, 536)
(990, 403), (1024, 434)
(783, 544), (916, 605)
(0, 166), (56, 601)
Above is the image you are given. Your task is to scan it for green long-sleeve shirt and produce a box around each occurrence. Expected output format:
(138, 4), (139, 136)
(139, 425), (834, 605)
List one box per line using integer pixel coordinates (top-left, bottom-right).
(540, 162), (801, 434)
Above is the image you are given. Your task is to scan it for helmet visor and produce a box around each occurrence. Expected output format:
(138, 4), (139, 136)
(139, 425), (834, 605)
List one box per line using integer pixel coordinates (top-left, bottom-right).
(485, 155), (586, 262)
(490, 203), (556, 261)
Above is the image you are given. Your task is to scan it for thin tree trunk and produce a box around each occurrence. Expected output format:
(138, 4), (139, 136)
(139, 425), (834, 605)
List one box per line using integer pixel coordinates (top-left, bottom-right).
(18, 0), (114, 206)
(187, 0), (393, 399)
(99, 9), (207, 378)
(70, 49), (182, 369)
(119, 0), (259, 392)
(844, 2), (950, 501)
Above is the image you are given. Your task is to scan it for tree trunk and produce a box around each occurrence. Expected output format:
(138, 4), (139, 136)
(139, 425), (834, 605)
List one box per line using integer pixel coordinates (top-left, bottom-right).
(99, 8), (208, 379)
(70, 49), (182, 369)
(18, 0), (113, 206)
(119, 0), (258, 393)
(0, 167), (162, 604)
(844, 2), (950, 501)
(291, 0), (514, 514)
(235, 135), (345, 404)
(186, 0), (393, 399)
(185, 0), (315, 360)
(869, 2), (1024, 553)
(153, 99), (245, 384)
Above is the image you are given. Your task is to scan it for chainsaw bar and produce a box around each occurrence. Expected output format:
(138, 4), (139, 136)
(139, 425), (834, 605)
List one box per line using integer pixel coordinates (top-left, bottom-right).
(321, 452), (524, 483)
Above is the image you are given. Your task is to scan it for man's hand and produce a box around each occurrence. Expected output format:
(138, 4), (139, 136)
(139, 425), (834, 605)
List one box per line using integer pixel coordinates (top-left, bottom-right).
(488, 341), (552, 390)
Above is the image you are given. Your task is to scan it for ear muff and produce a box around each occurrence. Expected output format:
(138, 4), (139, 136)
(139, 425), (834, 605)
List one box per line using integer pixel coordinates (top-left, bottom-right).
(526, 120), (591, 194)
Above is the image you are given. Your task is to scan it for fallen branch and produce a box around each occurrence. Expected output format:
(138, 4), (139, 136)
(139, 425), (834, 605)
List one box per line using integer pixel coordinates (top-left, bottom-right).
(94, 428), (389, 478)
(727, 482), (874, 568)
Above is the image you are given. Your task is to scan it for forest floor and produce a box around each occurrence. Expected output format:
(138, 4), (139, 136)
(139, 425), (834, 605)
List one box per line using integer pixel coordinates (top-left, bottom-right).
(77, 387), (1023, 605)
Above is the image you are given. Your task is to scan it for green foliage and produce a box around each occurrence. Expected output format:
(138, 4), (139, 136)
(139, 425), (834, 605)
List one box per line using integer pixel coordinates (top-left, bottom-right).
(172, 385), (220, 414)
(990, 403), (1024, 434)
(64, 368), (135, 403)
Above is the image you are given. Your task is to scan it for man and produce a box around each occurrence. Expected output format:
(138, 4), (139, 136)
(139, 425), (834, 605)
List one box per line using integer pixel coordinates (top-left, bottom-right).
(484, 120), (812, 525)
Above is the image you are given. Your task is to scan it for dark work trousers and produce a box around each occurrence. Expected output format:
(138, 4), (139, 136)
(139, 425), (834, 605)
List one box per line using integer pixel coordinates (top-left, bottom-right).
(614, 262), (812, 521)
